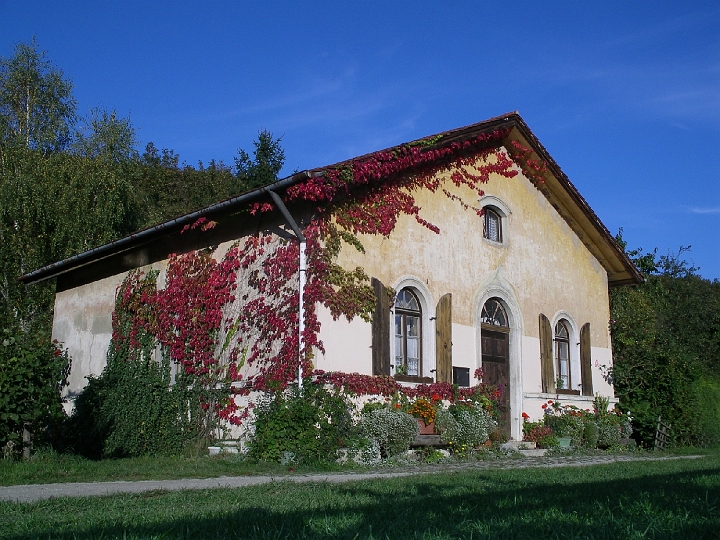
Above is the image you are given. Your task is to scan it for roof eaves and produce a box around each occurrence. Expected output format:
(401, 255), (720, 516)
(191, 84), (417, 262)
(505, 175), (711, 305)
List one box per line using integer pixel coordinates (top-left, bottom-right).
(18, 170), (315, 285)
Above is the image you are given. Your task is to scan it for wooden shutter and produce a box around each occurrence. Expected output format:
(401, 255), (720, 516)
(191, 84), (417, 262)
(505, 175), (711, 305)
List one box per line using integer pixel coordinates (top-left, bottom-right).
(371, 277), (390, 376)
(539, 313), (555, 393)
(435, 293), (452, 383)
(580, 322), (593, 396)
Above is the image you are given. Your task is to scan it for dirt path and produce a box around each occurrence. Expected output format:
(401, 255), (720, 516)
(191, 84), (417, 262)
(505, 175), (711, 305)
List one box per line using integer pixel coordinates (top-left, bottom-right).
(0, 453), (704, 503)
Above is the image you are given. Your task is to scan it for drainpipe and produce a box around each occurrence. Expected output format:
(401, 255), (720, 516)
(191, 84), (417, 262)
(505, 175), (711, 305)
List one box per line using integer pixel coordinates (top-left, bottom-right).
(266, 190), (306, 390)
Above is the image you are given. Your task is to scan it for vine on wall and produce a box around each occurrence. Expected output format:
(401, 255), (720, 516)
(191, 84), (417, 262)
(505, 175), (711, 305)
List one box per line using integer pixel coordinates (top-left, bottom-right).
(111, 133), (539, 433)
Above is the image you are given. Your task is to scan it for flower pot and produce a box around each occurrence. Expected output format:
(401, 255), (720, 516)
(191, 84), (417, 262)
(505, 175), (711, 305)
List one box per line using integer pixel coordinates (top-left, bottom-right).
(558, 437), (572, 448)
(417, 419), (436, 435)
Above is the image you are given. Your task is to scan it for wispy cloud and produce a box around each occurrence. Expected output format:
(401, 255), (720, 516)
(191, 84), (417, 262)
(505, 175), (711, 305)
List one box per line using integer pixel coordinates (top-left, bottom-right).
(689, 206), (720, 214)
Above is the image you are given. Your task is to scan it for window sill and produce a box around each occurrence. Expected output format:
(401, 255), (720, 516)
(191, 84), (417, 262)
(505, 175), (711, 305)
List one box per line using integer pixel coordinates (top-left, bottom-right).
(482, 238), (504, 248)
(554, 389), (581, 396)
(394, 375), (434, 384)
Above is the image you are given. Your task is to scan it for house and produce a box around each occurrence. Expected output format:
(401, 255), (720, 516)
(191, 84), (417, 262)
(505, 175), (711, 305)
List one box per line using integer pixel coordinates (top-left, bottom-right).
(20, 112), (642, 441)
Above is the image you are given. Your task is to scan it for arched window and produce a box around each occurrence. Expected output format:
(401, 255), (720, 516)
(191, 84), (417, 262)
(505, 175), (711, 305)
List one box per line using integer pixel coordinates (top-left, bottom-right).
(554, 320), (571, 390)
(394, 288), (421, 376)
(483, 207), (503, 243)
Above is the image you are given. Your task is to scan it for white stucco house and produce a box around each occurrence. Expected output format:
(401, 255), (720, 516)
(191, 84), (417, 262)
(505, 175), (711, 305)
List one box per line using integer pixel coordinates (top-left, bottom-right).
(20, 113), (641, 441)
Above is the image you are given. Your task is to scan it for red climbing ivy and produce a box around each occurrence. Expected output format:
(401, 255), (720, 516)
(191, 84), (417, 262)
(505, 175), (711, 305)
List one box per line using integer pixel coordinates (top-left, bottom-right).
(112, 132), (542, 429)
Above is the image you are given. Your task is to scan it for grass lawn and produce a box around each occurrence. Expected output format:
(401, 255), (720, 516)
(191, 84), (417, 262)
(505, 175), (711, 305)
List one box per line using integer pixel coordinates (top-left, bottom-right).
(0, 451), (342, 487)
(1, 451), (719, 539)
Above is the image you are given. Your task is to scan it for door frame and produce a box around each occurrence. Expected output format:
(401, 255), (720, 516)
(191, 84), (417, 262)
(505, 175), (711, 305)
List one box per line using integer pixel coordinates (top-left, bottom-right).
(475, 285), (524, 441)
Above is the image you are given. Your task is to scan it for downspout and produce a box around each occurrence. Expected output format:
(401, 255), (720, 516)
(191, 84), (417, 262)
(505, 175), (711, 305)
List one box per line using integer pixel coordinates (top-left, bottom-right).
(266, 190), (306, 390)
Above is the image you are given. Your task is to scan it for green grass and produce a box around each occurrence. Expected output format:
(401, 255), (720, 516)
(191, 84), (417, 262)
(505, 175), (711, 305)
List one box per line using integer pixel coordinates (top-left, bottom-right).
(1, 453), (719, 539)
(0, 450), (346, 486)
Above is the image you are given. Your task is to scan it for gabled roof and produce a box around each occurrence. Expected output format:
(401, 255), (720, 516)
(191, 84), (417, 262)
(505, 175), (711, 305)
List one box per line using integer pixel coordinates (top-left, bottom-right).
(19, 112), (642, 287)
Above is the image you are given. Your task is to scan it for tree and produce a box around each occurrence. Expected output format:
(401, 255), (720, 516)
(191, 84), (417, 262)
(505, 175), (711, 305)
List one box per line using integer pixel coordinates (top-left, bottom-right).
(610, 235), (720, 447)
(0, 39), (77, 152)
(233, 130), (285, 192)
(71, 108), (138, 163)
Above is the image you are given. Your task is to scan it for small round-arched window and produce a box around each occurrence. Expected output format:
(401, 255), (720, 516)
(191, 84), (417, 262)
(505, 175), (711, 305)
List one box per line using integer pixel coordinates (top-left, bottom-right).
(483, 207), (503, 243)
(394, 288), (421, 377)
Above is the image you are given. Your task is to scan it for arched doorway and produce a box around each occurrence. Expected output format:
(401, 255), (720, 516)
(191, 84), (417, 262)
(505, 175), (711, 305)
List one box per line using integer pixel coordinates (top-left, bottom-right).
(480, 298), (510, 438)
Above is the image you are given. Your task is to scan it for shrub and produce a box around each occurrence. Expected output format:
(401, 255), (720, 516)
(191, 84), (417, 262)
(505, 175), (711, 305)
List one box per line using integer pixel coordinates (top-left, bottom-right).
(248, 383), (353, 463)
(0, 330), (70, 455)
(435, 404), (496, 448)
(597, 418), (622, 448)
(523, 424), (558, 448)
(359, 408), (418, 458)
(66, 352), (194, 458)
(695, 376), (720, 447)
(583, 421), (599, 448)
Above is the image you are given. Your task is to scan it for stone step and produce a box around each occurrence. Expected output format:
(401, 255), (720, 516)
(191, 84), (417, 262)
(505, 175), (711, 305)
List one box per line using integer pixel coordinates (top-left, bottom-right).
(500, 440), (537, 451)
(411, 435), (443, 447)
(517, 449), (547, 457)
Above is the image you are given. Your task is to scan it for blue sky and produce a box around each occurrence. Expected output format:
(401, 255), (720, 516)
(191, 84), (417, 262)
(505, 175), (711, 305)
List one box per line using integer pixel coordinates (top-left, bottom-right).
(2, 1), (719, 278)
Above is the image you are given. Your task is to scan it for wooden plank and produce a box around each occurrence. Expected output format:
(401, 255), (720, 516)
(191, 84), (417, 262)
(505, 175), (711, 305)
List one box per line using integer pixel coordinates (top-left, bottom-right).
(539, 313), (555, 393)
(371, 278), (390, 376)
(435, 293), (452, 383)
(580, 322), (593, 396)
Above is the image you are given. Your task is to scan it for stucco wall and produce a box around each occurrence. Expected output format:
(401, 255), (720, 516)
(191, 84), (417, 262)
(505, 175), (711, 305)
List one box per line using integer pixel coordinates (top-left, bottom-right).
(53, 273), (125, 399)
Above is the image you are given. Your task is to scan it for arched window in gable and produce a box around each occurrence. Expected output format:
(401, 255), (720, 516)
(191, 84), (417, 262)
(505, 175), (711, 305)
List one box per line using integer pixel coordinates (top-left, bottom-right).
(483, 207), (503, 243)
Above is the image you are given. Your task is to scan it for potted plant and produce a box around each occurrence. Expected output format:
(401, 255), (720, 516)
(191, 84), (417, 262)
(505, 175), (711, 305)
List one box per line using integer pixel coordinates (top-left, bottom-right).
(409, 395), (441, 434)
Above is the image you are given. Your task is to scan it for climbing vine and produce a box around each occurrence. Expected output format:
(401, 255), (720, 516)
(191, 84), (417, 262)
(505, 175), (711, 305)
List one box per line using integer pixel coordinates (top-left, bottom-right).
(110, 131), (542, 435)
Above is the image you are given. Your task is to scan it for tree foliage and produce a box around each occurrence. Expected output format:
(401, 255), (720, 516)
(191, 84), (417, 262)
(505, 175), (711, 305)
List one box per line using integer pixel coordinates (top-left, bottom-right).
(611, 232), (720, 447)
(0, 38), (77, 152)
(233, 129), (285, 192)
(0, 39), (287, 454)
(71, 108), (139, 163)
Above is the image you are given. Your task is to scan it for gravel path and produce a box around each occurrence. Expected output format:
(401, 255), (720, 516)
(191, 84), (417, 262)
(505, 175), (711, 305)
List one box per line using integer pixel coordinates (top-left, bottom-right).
(0, 453), (705, 504)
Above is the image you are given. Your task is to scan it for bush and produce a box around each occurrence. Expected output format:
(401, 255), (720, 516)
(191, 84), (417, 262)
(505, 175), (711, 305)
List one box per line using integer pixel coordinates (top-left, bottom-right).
(597, 417), (623, 448)
(359, 407), (418, 458)
(248, 383), (354, 463)
(0, 330), (70, 455)
(435, 404), (496, 448)
(523, 423), (558, 448)
(583, 421), (599, 448)
(695, 376), (720, 447)
(66, 352), (194, 458)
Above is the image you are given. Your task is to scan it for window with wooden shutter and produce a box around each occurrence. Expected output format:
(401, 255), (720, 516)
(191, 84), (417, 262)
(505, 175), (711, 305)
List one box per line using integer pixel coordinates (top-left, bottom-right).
(371, 278), (390, 376)
(554, 320), (571, 390)
(435, 293), (452, 383)
(580, 323), (593, 396)
(539, 313), (555, 393)
(394, 288), (422, 377)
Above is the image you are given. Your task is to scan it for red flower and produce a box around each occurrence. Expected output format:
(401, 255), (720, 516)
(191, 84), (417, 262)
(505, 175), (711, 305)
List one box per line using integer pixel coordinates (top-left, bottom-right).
(522, 412), (530, 419)
(542, 404), (547, 409)
(547, 400), (553, 404)
(53, 350), (61, 357)
(394, 403), (401, 409)
(431, 393), (441, 401)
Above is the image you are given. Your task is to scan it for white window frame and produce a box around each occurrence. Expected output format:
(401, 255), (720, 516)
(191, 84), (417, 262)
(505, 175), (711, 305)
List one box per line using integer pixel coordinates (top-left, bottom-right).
(390, 276), (435, 379)
(551, 311), (581, 393)
(479, 195), (511, 246)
